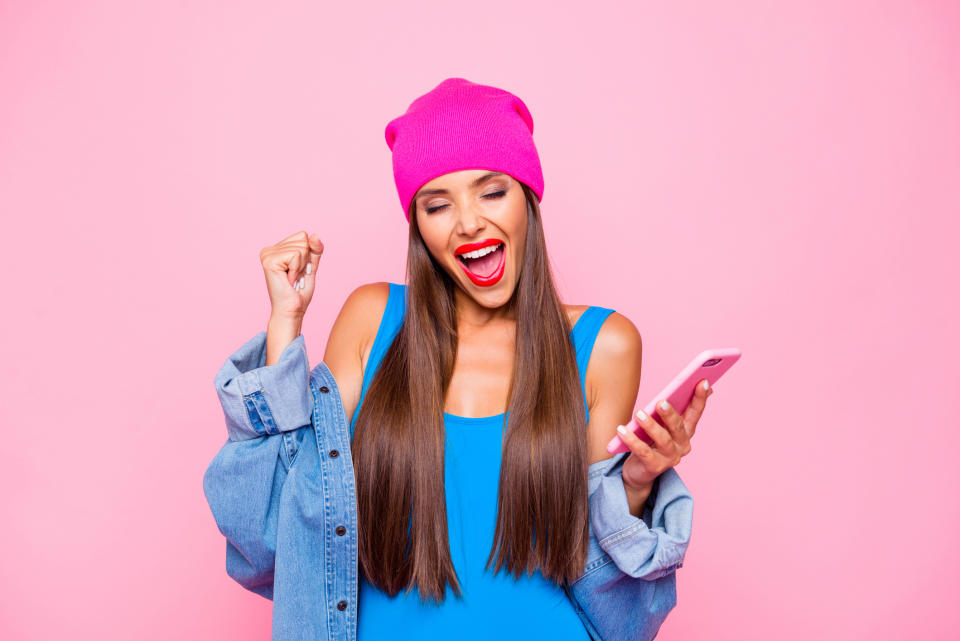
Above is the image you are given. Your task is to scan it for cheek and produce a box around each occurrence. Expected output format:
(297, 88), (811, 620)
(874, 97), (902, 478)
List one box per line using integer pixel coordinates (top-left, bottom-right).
(424, 239), (446, 262)
(509, 203), (527, 243)
(423, 235), (454, 267)
(416, 220), (444, 255)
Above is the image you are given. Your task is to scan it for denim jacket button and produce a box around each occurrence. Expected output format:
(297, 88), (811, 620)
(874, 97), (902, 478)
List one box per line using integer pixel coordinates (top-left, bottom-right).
(319, 385), (330, 393)
(336, 525), (346, 536)
(337, 600), (347, 611)
(329, 449), (339, 458)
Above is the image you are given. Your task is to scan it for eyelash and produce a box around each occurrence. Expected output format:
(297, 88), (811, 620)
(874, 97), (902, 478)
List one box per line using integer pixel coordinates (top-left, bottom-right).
(425, 190), (506, 214)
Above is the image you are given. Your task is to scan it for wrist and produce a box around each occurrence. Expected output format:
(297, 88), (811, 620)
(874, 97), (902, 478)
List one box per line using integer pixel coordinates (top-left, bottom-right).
(623, 476), (654, 494)
(622, 478), (654, 518)
(269, 312), (304, 327)
(265, 316), (303, 366)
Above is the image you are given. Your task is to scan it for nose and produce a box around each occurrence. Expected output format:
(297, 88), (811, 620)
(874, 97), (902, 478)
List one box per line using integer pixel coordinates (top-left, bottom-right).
(455, 201), (486, 237)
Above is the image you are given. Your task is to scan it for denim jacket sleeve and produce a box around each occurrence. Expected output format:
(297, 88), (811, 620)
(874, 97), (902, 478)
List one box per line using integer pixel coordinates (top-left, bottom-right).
(202, 331), (314, 600)
(213, 330), (314, 442)
(564, 452), (694, 641)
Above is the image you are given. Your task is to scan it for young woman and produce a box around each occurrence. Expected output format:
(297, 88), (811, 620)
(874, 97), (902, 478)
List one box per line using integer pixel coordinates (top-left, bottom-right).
(251, 77), (711, 639)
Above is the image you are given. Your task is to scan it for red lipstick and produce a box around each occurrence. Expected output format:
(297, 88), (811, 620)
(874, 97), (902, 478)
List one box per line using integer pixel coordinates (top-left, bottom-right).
(454, 238), (504, 256)
(454, 238), (506, 287)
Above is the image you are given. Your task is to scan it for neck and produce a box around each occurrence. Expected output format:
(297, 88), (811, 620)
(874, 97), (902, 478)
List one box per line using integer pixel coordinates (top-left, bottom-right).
(453, 285), (517, 329)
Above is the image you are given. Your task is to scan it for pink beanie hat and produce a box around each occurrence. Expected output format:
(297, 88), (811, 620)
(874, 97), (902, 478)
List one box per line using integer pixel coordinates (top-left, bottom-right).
(384, 77), (545, 220)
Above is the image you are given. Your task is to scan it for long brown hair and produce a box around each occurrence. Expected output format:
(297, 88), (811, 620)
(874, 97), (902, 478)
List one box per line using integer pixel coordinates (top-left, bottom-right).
(351, 182), (588, 603)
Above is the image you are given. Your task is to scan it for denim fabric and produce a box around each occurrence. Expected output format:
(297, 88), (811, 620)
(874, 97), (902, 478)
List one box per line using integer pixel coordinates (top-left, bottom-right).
(203, 331), (693, 641)
(564, 456), (693, 641)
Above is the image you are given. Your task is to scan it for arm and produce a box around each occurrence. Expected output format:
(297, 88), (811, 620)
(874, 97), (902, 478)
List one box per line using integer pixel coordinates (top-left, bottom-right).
(214, 329), (314, 442)
(566, 457), (693, 641)
(565, 312), (694, 640)
(623, 483), (653, 520)
(202, 330), (315, 599)
(582, 311), (692, 576)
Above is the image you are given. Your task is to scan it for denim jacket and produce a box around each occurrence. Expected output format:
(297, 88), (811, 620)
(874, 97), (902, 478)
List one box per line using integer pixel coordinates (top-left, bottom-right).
(203, 331), (694, 641)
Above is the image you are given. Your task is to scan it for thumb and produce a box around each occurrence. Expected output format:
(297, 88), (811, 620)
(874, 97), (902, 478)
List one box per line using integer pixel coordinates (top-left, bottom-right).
(308, 233), (324, 255)
(303, 235), (324, 291)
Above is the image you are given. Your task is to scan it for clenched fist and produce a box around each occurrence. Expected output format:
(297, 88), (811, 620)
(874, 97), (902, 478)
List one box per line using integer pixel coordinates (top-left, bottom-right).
(260, 231), (324, 320)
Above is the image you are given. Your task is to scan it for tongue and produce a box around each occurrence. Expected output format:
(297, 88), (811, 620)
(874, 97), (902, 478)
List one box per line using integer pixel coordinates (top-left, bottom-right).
(465, 245), (503, 278)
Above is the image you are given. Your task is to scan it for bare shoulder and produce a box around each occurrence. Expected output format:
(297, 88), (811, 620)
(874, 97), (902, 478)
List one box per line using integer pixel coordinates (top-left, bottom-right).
(583, 310), (644, 464)
(591, 311), (642, 365)
(323, 281), (391, 420)
(585, 310), (643, 407)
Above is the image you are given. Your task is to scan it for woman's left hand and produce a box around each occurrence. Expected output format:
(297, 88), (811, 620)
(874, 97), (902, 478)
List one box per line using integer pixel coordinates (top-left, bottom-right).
(616, 379), (714, 490)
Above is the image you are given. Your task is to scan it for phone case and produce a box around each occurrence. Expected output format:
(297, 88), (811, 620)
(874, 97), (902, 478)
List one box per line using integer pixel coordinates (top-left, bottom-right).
(605, 347), (742, 454)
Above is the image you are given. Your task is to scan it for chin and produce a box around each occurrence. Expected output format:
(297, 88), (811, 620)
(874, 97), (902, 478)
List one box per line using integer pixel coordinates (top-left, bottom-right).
(453, 271), (516, 308)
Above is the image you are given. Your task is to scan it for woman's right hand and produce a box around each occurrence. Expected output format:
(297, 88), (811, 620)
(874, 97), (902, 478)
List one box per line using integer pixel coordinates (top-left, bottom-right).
(260, 231), (325, 320)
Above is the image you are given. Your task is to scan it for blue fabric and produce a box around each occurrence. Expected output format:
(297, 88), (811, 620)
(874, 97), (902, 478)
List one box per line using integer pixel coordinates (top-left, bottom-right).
(352, 283), (613, 640)
(203, 333), (359, 640)
(203, 303), (693, 641)
(351, 282), (614, 437)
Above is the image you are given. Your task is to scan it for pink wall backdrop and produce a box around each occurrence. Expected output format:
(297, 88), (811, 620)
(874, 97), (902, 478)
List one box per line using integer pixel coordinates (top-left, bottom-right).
(1, 1), (957, 639)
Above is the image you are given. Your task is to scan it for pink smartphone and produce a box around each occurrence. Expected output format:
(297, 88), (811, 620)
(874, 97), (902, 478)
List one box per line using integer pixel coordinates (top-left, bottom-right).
(605, 347), (742, 454)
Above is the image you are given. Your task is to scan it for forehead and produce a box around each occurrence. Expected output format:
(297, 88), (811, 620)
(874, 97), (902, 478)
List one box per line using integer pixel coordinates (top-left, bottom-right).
(419, 169), (510, 191)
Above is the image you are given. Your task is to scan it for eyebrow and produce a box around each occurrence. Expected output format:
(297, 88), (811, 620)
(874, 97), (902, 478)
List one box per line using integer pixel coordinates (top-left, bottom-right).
(416, 172), (506, 198)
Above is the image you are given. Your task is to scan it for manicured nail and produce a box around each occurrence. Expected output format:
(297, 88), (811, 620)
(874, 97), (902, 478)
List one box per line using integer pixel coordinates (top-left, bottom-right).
(298, 276), (305, 288)
(616, 425), (628, 435)
(306, 263), (312, 275)
(702, 380), (709, 391)
(660, 400), (670, 411)
(636, 409), (647, 421)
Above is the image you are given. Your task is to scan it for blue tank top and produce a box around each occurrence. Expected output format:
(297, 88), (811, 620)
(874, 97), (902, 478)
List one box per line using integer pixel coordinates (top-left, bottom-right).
(352, 282), (615, 641)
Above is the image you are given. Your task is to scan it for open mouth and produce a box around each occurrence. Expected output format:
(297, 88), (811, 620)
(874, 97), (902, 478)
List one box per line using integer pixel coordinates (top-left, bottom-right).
(456, 242), (506, 286)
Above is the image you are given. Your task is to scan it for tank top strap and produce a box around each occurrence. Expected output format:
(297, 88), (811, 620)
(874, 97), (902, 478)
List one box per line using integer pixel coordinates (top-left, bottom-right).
(350, 284), (614, 433)
(350, 282), (406, 437)
(569, 306), (616, 425)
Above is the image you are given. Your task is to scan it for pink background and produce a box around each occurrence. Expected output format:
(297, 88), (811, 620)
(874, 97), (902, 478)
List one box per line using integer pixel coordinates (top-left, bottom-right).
(1, 1), (957, 639)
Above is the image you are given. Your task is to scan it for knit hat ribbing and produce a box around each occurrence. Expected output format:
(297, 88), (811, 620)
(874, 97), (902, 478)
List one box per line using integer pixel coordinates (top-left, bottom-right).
(384, 77), (545, 220)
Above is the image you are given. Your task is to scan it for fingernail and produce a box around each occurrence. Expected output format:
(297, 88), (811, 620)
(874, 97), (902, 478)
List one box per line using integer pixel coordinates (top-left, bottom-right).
(616, 425), (628, 435)
(298, 276), (305, 288)
(703, 380), (709, 391)
(636, 409), (647, 421)
(660, 400), (670, 411)
(306, 263), (312, 275)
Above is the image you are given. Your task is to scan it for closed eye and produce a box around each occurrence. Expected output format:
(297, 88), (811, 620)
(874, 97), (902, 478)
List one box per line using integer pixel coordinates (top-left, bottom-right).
(425, 190), (507, 214)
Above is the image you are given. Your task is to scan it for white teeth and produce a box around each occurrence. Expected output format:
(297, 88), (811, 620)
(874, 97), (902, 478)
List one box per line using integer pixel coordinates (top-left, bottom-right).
(458, 243), (503, 260)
